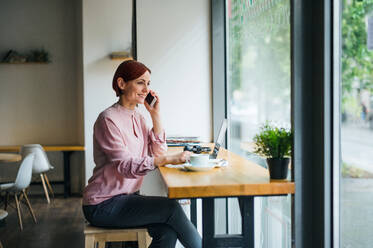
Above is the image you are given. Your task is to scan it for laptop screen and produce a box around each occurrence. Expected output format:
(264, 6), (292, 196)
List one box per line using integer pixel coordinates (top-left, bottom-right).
(210, 119), (228, 159)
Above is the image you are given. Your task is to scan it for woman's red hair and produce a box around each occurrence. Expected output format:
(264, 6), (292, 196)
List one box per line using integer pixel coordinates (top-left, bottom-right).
(112, 60), (151, 96)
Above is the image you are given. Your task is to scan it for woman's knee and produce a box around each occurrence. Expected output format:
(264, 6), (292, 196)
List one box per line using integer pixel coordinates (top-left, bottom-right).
(167, 199), (183, 214)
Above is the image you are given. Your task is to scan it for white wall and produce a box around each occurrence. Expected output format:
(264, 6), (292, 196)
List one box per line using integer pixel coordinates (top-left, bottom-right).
(136, 0), (211, 198)
(82, 0), (211, 192)
(136, 0), (212, 142)
(0, 0), (84, 194)
(82, 0), (133, 183)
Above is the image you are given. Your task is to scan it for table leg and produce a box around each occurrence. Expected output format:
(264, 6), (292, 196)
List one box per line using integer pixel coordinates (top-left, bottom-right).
(202, 197), (254, 248)
(202, 198), (215, 248)
(191, 198), (197, 227)
(63, 151), (73, 198)
(239, 196), (254, 248)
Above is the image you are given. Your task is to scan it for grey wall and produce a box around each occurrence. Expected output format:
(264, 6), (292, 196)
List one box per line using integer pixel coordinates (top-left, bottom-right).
(0, 0), (84, 194)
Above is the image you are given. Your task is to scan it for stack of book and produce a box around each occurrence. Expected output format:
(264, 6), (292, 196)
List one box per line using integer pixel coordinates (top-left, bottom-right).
(166, 136), (200, 147)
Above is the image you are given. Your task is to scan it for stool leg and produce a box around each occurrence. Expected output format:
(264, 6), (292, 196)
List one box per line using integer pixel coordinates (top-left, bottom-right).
(4, 192), (9, 210)
(85, 235), (95, 248)
(137, 231), (148, 248)
(146, 232), (152, 247)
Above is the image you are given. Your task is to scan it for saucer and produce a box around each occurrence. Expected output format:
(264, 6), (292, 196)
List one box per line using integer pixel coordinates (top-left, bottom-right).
(184, 165), (215, 172)
(181, 159), (228, 170)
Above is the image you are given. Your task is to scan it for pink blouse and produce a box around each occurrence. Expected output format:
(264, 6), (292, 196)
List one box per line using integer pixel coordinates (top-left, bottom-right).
(83, 103), (167, 205)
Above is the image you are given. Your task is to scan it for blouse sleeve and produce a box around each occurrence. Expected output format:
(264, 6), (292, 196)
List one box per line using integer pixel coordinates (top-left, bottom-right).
(94, 115), (156, 179)
(148, 127), (168, 157)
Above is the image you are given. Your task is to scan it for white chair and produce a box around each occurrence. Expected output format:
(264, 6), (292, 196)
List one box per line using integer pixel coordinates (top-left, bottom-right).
(0, 209), (7, 248)
(20, 144), (54, 204)
(0, 154), (37, 230)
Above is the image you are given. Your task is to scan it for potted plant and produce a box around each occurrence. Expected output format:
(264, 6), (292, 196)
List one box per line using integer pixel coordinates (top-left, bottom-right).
(253, 122), (292, 180)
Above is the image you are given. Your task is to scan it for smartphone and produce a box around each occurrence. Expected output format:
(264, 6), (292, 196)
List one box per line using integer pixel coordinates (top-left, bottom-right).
(145, 92), (157, 107)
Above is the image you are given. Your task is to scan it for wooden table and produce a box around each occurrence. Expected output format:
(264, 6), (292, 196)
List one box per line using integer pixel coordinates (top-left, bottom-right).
(0, 153), (22, 163)
(159, 146), (295, 248)
(0, 145), (85, 197)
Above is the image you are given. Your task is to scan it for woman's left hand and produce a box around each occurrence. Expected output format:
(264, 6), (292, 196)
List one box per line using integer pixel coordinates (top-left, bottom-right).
(144, 90), (160, 116)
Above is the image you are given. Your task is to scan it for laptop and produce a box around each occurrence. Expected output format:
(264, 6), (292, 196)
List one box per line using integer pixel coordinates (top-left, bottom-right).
(210, 119), (228, 159)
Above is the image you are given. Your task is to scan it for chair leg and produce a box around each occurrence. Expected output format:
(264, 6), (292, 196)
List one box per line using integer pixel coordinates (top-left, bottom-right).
(43, 173), (55, 199)
(22, 189), (37, 223)
(4, 192), (9, 210)
(85, 235), (95, 248)
(40, 174), (50, 204)
(14, 193), (23, 231)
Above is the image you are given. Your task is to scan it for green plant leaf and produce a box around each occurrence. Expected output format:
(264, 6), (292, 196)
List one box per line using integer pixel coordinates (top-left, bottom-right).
(253, 122), (292, 159)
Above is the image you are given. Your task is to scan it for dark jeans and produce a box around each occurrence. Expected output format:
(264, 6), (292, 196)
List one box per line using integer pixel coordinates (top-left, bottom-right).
(82, 194), (202, 248)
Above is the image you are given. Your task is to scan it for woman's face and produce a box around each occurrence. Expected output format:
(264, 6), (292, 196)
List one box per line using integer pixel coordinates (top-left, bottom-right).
(118, 70), (151, 105)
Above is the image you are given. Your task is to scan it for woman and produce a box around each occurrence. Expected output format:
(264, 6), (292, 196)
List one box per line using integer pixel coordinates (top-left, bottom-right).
(82, 60), (202, 248)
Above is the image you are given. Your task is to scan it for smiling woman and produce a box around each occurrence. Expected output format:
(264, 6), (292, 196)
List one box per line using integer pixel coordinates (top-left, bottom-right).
(82, 60), (202, 248)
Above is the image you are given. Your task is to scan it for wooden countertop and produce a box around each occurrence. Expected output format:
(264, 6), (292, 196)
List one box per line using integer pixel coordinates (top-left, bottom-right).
(159, 145), (295, 199)
(0, 145), (85, 153)
(0, 153), (22, 163)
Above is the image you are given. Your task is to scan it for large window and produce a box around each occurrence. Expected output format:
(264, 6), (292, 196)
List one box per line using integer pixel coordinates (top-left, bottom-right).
(339, 0), (373, 247)
(225, 0), (291, 247)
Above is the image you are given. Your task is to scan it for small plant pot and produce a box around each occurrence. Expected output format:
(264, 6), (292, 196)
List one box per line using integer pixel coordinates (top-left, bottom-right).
(266, 158), (290, 180)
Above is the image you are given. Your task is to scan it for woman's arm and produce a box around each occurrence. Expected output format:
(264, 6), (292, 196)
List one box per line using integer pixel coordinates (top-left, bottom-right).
(154, 151), (191, 167)
(144, 90), (167, 156)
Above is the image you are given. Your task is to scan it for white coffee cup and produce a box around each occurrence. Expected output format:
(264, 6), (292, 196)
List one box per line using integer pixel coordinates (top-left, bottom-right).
(189, 154), (210, 167)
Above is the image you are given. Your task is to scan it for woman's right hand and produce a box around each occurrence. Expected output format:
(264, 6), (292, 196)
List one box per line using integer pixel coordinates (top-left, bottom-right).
(167, 151), (191, 165)
(155, 151), (191, 167)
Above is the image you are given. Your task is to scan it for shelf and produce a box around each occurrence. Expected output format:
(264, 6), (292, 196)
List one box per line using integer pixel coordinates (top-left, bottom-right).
(110, 56), (133, 61)
(109, 51), (132, 61)
(0, 62), (50, 64)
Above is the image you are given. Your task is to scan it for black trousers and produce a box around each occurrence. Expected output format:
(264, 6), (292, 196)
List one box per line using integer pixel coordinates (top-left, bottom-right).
(83, 194), (202, 248)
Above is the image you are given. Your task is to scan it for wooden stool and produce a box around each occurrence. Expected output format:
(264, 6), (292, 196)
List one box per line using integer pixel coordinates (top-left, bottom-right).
(84, 224), (151, 248)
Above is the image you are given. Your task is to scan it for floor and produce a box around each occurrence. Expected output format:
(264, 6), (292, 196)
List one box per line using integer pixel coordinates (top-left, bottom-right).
(1, 180), (372, 248)
(0, 196), (85, 248)
(0, 196), (138, 248)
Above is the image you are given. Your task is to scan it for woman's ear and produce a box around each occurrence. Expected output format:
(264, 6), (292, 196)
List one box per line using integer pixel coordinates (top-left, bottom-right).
(117, 77), (126, 91)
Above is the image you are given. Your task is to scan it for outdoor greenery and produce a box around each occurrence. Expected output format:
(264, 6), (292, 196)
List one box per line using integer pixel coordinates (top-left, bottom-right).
(342, 0), (373, 111)
(228, 0), (290, 98)
(253, 122), (292, 159)
(342, 162), (373, 178)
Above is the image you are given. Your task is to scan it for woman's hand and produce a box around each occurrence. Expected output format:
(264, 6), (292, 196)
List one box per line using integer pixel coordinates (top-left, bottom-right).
(144, 90), (163, 135)
(144, 90), (160, 117)
(167, 151), (191, 165)
(154, 151), (191, 167)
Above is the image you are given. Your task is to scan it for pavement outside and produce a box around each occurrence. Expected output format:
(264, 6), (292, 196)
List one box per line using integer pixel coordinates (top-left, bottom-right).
(341, 178), (373, 248)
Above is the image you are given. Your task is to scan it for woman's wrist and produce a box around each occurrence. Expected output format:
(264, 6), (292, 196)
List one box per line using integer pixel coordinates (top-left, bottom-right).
(151, 114), (163, 135)
(150, 113), (161, 122)
(154, 155), (168, 167)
